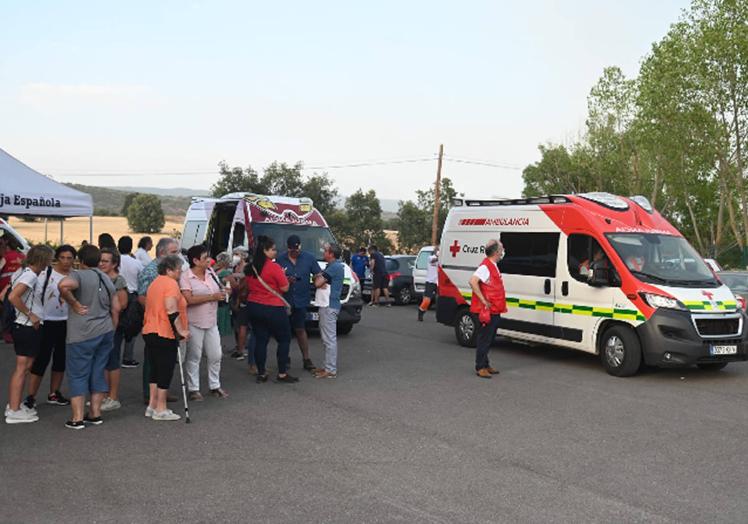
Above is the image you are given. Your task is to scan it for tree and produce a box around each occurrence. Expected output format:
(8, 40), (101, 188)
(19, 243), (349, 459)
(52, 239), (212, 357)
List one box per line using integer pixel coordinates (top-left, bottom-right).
(210, 162), (264, 197)
(338, 189), (392, 253)
(261, 162), (304, 196)
(127, 194), (165, 233)
(302, 172), (339, 216)
(396, 177), (461, 253)
(121, 192), (142, 216)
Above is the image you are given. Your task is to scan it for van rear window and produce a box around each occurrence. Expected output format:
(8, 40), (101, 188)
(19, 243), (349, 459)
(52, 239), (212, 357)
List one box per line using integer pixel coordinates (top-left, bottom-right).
(498, 233), (559, 278)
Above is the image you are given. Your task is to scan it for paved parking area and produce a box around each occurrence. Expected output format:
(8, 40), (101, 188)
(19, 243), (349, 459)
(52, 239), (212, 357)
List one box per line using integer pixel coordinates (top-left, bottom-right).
(1, 305), (747, 523)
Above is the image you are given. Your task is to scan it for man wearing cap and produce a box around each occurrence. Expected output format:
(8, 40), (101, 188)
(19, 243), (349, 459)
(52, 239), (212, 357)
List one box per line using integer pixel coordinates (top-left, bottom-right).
(277, 235), (322, 372)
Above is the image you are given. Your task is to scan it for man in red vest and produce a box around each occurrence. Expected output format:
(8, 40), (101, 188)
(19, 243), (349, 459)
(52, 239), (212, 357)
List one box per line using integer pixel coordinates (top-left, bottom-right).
(469, 239), (507, 379)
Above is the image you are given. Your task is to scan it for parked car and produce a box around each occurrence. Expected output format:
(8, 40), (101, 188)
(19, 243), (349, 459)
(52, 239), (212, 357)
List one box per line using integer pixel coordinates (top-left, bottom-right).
(362, 255), (417, 304)
(413, 245), (436, 298)
(718, 271), (748, 310)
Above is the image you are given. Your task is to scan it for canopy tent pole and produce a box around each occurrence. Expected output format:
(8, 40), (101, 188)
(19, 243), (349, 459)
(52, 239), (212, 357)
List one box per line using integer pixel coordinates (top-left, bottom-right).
(89, 215), (93, 243)
(60, 219), (64, 244)
(44, 219), (48, 243)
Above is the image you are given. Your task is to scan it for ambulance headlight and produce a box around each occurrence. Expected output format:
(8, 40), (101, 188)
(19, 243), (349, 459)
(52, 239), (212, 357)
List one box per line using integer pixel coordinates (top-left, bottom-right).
(640, 292), (686, 311)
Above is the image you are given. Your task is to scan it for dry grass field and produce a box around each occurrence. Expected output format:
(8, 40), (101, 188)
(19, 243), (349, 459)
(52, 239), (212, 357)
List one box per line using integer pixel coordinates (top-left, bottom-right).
(9, 216), (185, 249)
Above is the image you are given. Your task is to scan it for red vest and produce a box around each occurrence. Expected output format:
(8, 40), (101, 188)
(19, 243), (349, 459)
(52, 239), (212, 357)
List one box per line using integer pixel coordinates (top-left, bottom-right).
(470, 258), (507, 315)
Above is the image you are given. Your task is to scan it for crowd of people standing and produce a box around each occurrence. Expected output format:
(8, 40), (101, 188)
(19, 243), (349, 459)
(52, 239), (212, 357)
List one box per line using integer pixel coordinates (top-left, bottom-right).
(2, 231), (348, 427)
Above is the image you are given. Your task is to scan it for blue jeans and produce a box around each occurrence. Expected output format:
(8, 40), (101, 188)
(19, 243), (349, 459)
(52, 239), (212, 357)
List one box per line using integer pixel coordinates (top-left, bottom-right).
(66, 331), (114, 398)
(247, 303), (291, 375)
(475, 314), (500, 371)
(245, 330), (256, 366)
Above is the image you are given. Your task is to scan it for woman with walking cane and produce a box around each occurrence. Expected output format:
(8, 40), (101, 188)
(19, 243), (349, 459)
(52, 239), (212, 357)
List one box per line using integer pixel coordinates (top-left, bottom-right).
(142, 255), (190, 421)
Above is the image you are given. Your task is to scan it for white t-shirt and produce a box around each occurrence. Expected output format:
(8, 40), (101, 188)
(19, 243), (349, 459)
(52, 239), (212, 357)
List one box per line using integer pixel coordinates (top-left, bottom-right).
(474, 265), (491, 284)
(42, 269), (69, 321)
(11, 268), (45, 327)
(135, 248), (152, 267)
(119, 254), (143, 293)
(315, 285), (331, 308)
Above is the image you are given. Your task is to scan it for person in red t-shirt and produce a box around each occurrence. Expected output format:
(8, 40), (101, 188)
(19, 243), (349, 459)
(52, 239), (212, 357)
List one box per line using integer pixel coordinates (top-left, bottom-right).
(246, 236), (298, 384)
(0, 236), (26, 295)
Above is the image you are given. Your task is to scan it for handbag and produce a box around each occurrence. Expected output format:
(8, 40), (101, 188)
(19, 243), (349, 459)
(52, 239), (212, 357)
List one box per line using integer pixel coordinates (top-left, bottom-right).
(252, 265), (292, 316)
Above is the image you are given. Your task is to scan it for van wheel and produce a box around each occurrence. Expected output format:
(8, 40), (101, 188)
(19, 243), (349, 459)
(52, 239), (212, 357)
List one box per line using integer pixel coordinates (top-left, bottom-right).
(697, 362), (728, 371)
(599, 325), (641, 377)
(455, 309), (477, 348)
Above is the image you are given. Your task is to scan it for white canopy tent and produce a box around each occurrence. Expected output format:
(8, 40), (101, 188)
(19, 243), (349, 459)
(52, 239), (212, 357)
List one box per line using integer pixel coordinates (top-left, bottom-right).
(0, 147), (94, 242)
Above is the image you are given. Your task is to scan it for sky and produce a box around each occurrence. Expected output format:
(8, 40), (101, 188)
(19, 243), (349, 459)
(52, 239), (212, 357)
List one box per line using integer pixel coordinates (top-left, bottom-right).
(0, 0), (689, 202)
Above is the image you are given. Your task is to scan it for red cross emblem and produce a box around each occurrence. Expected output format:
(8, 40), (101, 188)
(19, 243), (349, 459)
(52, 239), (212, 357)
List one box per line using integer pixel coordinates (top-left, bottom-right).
(449, 240), (461, 257)
(702, 291), (714, 301)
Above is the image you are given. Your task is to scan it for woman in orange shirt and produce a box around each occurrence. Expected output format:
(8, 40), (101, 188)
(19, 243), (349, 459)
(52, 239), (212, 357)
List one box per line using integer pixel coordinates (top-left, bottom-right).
(142, 255), (189, 421)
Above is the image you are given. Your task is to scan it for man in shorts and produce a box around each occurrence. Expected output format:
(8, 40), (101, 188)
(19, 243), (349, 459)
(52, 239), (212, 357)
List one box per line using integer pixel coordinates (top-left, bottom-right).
(368, 245), (391, 307)
(277, 235), (322, 372)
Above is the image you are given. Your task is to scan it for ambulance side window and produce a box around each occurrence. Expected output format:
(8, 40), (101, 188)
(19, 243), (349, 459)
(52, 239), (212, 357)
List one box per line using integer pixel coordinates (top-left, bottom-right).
(232, 223), (246, 249)
(568, 234), (602, 282)
(498, 232), (559, 277)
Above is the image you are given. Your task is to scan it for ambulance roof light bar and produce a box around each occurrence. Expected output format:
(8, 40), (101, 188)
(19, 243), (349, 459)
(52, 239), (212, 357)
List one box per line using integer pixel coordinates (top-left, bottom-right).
(454, 195), (571, 207)
(630, 195), (654, 214)
(578, 192), (629, 211)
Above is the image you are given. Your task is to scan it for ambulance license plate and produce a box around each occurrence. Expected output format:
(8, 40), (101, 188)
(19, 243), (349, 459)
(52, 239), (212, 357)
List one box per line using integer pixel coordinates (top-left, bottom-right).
(308, 312), (320, 321)
(710, 345), (737, 355)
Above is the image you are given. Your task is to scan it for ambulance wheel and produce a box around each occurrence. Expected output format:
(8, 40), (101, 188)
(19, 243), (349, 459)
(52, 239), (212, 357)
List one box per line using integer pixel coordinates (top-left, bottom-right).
(697, 362), (728, 371)
(455, 308), (477, 348)
(599, 325), (641, 377)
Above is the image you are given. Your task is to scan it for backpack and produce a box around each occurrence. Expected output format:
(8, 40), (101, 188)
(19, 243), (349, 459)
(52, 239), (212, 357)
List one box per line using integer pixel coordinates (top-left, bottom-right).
(119, 292), (144, 340)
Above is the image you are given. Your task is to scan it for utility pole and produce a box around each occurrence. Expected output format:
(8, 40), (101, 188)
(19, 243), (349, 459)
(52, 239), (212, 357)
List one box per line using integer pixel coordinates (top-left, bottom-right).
(431, 144), (444, 247)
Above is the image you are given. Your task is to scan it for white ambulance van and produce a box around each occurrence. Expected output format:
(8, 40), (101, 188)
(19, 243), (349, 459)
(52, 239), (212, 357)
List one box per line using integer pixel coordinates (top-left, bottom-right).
(180, 197), (219, 249)
(436, 193), (748, 376)
(185, 192), (363, 334)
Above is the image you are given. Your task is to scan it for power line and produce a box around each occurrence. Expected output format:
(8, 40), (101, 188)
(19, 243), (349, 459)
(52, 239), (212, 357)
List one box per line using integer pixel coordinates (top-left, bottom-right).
(443, 156), (523, 170)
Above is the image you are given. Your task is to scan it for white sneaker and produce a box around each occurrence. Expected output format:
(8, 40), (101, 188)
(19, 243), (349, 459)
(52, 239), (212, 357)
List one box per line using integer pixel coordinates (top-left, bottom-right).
(101, 397), (121, 412)
(5, 404), (37, 417)
(5, 409), (39, 424)
(145, 406), (155, 418)
(152, 409), (181, 421)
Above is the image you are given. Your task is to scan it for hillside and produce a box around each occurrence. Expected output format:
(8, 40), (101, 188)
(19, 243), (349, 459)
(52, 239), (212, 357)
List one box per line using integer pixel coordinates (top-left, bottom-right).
(67, 183), (194, 216)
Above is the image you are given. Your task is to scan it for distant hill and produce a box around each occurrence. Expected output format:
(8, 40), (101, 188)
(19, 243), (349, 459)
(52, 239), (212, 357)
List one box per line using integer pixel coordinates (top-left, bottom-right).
(71, 183), (404, 219)
(67, 184), (194, 217)
(112, 186), (210, 198)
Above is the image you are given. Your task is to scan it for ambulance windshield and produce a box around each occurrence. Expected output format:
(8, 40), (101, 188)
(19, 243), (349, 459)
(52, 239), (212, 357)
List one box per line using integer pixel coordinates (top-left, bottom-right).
(606, 233), (719, 288)
(251, 223), (336, 261)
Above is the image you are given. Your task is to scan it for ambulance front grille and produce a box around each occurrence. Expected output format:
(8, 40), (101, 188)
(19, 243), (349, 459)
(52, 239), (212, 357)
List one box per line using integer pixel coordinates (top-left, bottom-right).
(692, 315), (742, 338)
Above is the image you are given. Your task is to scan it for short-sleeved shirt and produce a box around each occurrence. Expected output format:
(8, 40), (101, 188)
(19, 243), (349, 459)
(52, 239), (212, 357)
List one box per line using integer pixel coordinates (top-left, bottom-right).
(11, 267), (44, 327)
(474, 265), (492, 284)
(138, 258), (160, 296)
(179, 268), (221, 329)
(42, 269), (69, 321)
(119, 254), (143, 293)
(247, 261), (289, 307)
(321, 260), (345, 311)
(371, 252), (387, 277)
(66, 268), (115, 344)
(426, 256), (439, 284)
(143, 275), (188, 339)
(350, 254), (368, 280)
(135, 248), (152, 267)
(276, 251), (322, 308)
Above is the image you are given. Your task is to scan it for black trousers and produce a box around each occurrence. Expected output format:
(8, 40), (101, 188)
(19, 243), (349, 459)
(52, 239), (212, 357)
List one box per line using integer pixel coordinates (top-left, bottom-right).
(31, 320), (67, 376)
(144, 334), (178, 390)
(475, 314), (501, 371)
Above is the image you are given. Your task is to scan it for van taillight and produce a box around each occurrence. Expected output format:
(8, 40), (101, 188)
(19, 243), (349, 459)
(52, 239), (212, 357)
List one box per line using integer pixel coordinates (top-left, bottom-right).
(389, 272), (401, 280)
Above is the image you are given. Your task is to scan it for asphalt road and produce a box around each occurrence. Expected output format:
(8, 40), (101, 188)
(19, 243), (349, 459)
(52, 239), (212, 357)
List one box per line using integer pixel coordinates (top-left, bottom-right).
(1, 305), (747, 523)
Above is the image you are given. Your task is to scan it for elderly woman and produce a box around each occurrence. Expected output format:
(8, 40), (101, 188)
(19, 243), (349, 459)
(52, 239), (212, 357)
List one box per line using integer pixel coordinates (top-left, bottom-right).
(179, 245), (228, 401)
(5, 245), (54, 424)
(99, 247), (129, 411)
(142, 255), (189, 421)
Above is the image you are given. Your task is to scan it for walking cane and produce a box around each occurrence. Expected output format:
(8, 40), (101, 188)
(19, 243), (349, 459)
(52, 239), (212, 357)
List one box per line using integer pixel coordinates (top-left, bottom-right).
(176, 340), (191, 424)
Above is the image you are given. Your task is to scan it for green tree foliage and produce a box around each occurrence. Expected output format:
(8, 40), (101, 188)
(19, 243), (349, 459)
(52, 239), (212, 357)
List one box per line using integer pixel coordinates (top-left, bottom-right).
(521, 0), (748, 266)
(396, 177), (461, 253)
(127, 194), (165, 234)
(334, 189), (393, 254)
(210, 162), (264, 196)
(121, 192), (142, 216)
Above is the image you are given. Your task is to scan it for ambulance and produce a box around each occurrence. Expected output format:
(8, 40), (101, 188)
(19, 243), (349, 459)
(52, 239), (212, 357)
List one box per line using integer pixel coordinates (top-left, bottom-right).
(189, 192), (363, 334)
(436, 192), (748, 376)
